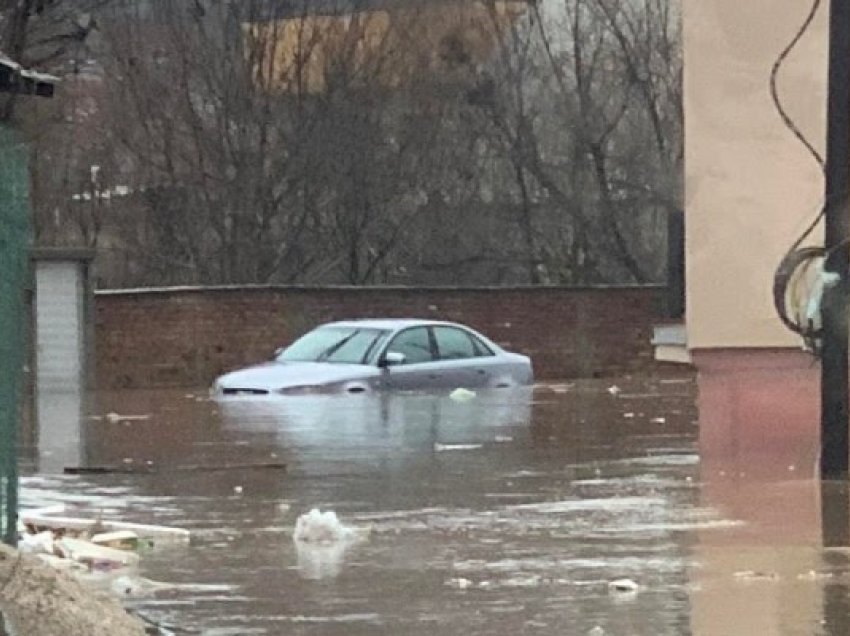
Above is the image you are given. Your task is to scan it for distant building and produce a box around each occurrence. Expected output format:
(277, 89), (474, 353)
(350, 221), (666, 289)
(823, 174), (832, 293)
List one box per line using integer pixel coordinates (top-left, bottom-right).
(244, 0), (528, 93)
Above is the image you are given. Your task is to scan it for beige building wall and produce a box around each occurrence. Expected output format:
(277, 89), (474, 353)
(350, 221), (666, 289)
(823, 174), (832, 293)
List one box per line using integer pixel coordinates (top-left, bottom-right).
(684, 0), (828, 350)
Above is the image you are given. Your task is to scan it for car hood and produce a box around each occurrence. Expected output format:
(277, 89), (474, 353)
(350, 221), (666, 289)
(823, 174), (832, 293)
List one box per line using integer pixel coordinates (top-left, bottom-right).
(215, 361), (379, 391)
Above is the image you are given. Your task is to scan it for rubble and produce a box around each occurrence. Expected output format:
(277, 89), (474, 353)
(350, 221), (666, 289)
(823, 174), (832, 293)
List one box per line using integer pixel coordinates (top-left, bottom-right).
(0, 543), (148, 636)
(20, 508), (190, 546)
(16, 505), (191, 603)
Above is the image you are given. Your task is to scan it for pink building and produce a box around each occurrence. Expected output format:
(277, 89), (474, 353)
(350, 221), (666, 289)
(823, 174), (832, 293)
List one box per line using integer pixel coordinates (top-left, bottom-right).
(679, 0), (829, 476)
(681, 5), (842, 632)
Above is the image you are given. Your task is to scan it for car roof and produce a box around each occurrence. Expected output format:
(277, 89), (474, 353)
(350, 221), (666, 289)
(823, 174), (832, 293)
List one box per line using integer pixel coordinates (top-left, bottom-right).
(319, 318), (462, 331)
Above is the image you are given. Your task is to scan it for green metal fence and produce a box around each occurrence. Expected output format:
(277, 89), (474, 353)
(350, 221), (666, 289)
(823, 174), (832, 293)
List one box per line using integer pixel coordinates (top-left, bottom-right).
(0, 126), (30, 545)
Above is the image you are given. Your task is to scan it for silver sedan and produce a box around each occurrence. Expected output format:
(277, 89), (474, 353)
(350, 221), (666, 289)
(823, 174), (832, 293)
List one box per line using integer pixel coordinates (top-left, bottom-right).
(212, 319), (533, 397)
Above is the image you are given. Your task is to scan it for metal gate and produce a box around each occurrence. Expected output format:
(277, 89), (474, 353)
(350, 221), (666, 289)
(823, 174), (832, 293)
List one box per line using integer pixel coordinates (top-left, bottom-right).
(0, 127), (31, 545)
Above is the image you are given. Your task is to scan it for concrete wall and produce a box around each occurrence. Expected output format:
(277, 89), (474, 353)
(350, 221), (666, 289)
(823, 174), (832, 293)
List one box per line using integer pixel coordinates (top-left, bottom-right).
(684, 0), (828, 350)
(94, 285), (669, 388)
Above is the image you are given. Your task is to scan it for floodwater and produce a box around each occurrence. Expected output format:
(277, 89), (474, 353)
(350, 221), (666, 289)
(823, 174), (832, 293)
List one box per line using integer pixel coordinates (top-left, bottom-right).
(18, 376), (850, 635)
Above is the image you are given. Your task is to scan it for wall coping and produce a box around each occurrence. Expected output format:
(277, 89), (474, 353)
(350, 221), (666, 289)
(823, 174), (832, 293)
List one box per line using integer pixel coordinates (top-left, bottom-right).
(96, 283), (665, 297)
(32, 247), (96, 262)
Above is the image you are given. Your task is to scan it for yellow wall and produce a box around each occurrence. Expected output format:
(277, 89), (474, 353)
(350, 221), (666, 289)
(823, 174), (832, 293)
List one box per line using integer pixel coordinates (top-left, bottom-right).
(684, 0), (828, 349)
(245, 1), (527, 94)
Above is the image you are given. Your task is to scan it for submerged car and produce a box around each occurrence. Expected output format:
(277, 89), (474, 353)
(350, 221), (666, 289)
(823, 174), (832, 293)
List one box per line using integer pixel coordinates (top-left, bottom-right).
(212, 319), (533, 396)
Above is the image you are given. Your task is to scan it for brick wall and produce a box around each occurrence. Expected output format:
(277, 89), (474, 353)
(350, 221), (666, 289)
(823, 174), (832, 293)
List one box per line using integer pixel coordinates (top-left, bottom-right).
(95, 285), (669, 388)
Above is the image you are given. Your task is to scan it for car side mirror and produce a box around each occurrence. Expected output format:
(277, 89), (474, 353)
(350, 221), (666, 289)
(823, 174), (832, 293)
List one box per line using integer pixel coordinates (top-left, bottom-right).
(379, 351), (406, 368)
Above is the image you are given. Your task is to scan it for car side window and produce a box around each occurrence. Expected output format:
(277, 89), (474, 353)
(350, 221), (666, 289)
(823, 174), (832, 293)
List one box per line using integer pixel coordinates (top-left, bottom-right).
(434, 326), (480, 360)
(386, 327), (434, 364)
(469, 333), (494, 357)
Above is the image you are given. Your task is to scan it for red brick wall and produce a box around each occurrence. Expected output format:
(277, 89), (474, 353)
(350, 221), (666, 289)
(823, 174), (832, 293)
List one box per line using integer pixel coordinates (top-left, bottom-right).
(95, 285), (668, 388)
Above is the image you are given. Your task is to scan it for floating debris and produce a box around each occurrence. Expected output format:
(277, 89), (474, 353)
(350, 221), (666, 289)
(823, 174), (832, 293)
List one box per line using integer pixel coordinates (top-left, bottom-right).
(434, 443), (483, 452)
(21, 512), (191, 545)
(446, 577), (473, 590)
(90, 530), (141, 551)
(292, 509), (370, 580)
(104, 412), (151, 424)
(449, 388), (477, 402)
(607, 578), (639, 594)
(64, 461), (286, 475)
(650, 417), (666, 424)
(293, 509), (354, 545)
(733, 570), (779, 582)
(55, 537), (140, 571)
(606, 385), (622, 396)
(17, 530), (55, 556)
(109, 574), (235, 598)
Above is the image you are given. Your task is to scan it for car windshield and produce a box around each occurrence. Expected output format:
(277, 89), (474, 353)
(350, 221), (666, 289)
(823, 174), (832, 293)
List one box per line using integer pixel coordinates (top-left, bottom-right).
(277, 327), (389, 364)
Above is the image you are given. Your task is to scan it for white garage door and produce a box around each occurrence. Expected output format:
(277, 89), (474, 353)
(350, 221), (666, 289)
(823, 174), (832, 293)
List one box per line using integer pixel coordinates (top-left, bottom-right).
(35, 261), (83, 392)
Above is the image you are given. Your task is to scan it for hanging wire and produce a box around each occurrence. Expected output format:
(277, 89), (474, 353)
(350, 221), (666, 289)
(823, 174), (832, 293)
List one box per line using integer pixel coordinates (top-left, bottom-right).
(770, 0), (831, 345)
(769, 0), (825, 175)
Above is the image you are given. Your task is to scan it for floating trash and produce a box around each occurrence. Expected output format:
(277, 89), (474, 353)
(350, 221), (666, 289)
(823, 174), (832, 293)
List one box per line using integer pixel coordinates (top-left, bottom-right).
(21, 511), (191, 545)
(733, 570), (779, 582)
(446, 577), (473, 590)
(293, 509), (370, 579)
(18, 530), (55, 556)
(55, 537), (140, 571)
(607, 578), (639, 594)
(434, 443), (483, 452)
(449, 388), (477, 401)
(104, 412), (151, 424)
(91, 530), (141, 551)
(293, 509), (354, 545)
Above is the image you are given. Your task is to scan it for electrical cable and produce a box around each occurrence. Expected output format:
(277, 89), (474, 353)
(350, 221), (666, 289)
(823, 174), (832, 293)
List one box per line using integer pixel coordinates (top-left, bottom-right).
(770, 0), (831, 345)
(769, 0), (825, 176)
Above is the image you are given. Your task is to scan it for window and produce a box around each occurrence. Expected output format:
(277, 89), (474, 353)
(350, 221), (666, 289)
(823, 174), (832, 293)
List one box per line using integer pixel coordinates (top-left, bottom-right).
(278, 327), (387, 364)
(433, 326), (478, 360)
(470, 333), (494, 357)
(386, 327), (434, 364)
(324, 330), (388, 364)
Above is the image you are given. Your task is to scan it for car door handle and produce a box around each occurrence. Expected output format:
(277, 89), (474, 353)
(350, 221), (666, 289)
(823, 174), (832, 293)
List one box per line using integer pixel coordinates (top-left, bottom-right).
(428, 373), (438, 380)
(476, 369), (487, 375)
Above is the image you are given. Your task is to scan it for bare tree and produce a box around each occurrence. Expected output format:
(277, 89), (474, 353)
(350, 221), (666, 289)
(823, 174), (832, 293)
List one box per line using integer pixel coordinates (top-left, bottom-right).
(468, 0), (682, 284)
(24, 0), (682, 288)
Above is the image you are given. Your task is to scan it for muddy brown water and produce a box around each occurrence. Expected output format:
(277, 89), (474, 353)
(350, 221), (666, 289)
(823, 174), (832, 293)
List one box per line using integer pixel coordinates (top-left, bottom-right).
(19, 377), (850, 635)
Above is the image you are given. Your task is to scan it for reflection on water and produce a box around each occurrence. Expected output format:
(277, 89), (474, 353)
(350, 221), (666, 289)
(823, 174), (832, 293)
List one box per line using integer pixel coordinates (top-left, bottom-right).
(29, 388), (88, 473)
(295, 540), (351, 581)
(16, 376), (850, 635)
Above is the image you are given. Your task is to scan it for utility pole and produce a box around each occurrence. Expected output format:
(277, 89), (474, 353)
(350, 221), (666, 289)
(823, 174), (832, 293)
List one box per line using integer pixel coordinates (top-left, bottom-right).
(0, 58), (56, 545)
(821, 0), (850, 479)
